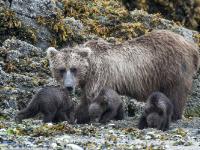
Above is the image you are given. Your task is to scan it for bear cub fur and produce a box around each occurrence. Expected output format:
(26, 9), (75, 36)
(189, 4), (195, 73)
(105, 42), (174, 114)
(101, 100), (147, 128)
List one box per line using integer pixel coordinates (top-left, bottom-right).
(138, 91), (173, 131)
(15, 86), (74, 123)
(88, 87), (124, 123)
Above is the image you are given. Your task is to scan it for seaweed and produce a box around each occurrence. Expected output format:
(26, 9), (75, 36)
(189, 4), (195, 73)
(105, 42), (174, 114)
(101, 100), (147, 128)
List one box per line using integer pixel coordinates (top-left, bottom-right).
(0, 6), (37, 46)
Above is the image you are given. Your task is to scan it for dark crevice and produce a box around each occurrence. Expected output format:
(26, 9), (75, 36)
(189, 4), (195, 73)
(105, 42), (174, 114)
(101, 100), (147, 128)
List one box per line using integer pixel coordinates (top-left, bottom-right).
(14, 11), (36, 20)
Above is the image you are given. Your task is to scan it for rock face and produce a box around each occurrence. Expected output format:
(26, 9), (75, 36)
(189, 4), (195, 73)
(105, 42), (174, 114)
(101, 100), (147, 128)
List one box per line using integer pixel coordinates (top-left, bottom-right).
(9, 0), (62, 48)
(129, 10), (199, 43)
(0, 0), (85, 49)
(185, 74), (200, 117)
(9, 0), (85, 48)
(122, 0), (200, 31)
(0, 38), (50, 116)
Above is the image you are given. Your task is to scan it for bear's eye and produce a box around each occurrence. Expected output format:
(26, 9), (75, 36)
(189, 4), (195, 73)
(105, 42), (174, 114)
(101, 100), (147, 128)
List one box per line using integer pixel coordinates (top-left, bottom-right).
(59, 68), (66, 75)
(70, 67), (77, 74)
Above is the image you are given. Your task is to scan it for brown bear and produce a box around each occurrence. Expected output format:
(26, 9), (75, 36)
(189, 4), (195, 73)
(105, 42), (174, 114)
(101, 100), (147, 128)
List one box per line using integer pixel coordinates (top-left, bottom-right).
(47, 30), (199, 121)
(88, 87), (124, 123)
(138, 91), (173, 131)
(15, 86), (74, 123)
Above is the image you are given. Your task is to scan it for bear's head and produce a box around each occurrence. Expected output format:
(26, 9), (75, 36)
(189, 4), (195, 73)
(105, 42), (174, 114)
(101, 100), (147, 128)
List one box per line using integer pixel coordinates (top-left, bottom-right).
(146, 112), (163, 129)
(47, 47), (92, 92)
(88, 102), (103, 123)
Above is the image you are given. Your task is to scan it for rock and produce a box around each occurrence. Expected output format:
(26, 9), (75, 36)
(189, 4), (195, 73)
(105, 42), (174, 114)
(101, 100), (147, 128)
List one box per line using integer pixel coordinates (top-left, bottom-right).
(185, 75), (200, 118)
(3, 0), (85, 49)
(127, 99), (145, 117)
(66, 144), (84, 150)
(0, 65), (10, 85)
(122, 0), (200, 31)
(130, 10), (198, 43)
(0, 38), (51, 114)
(0, 115), (200, 149)
(9, 0), (60, 48)
(46, 123), (53, 126)
(10, 0), (60, 18)
(63, 17), (84, 35)
(172, 27), (198, 43)
(51, 143), (57, 149)
(3, 38), (43, 56)
(53, 135), (74, 149)
(0, 0), (6, 6)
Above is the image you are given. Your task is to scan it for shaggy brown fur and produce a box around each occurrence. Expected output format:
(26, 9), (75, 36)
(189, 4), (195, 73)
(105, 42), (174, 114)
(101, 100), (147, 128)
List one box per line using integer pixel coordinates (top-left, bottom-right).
(47, 30), (199, 121)
(88, 87), (124, 123)
(74, 96), (90, 124)
(138, 92), (173, 131)
(15, 86), (74, 123)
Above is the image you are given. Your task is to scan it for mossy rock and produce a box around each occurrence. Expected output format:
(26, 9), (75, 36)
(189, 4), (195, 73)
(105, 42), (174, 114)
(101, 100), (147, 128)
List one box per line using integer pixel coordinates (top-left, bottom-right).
(122, 0), (200, 31)
(0, 5), (37, 46)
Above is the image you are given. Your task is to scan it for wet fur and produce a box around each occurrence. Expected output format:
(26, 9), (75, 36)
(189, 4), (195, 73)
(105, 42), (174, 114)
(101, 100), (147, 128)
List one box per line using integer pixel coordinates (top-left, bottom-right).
(48, 30), (199, 121)
(74, 96), (90, 124)
(138, 92), (173, 131)
(15, 86), (74, 123)
(88, 88), (124, 123)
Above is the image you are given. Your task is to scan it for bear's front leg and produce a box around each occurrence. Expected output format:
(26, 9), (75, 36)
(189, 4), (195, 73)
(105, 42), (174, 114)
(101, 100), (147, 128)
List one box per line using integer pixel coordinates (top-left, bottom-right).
(138, 114), (148, 129)
(115, 104), (125, 120)
(43, 112), (56, 123)
(75, 100), (90, 124)
(54, 111), (69, 123)
(100, 109), (117, 123)
(167, 83), (188, 121)
(15, 107), (38, 123)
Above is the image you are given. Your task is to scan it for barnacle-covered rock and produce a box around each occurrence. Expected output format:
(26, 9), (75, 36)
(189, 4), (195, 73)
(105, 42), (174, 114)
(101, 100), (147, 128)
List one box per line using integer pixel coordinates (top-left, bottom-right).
(1, 0), (200, 48)
(122, 0), (200, 31)
(10, 0), (61, 48)
(0, 38), (51, 115)
(0, 2), (36, 46)
(129, 10), (199, 43)
(1, 0), (86, 48)
(185, 74), (200, 118)
(127, 98), (145, 117)
(0, 117), (200, 149)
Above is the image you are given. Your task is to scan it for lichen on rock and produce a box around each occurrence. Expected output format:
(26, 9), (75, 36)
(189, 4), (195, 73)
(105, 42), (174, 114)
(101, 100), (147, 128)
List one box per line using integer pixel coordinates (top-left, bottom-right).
(122, 0), (200, 31)
(0, 3), (36, 46)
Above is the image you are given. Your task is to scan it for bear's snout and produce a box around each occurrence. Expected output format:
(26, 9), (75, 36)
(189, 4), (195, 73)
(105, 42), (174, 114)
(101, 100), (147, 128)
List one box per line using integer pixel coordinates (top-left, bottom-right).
(64, 70), (76, 92)
(66, 86), (73, 92)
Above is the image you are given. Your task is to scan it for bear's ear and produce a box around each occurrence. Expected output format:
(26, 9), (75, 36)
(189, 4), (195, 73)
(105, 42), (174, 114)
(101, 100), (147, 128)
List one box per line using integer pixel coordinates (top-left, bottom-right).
(77, 47), (92, 58)
(46, 47), (58, 59)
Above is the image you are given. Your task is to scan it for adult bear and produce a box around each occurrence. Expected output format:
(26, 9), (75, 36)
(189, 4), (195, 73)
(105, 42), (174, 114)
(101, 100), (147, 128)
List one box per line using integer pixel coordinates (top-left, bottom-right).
(47, 30), (199, 122)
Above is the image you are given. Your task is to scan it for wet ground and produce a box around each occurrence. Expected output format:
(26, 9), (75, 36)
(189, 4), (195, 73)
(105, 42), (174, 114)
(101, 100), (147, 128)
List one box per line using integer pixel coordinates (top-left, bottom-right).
(0, 116), (200, 149)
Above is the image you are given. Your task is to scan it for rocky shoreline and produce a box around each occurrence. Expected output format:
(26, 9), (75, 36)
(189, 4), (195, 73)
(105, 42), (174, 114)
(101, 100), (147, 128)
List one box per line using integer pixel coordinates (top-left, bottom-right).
(0, 0), (200, 149)
(0, 117), (200, 149)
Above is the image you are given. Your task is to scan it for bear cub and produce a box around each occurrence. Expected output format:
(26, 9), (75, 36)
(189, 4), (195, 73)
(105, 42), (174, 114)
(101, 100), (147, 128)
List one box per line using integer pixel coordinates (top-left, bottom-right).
(15, 86), (74, 123)
(88, 87), (124, 123)
(138, 91), (173, 131)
